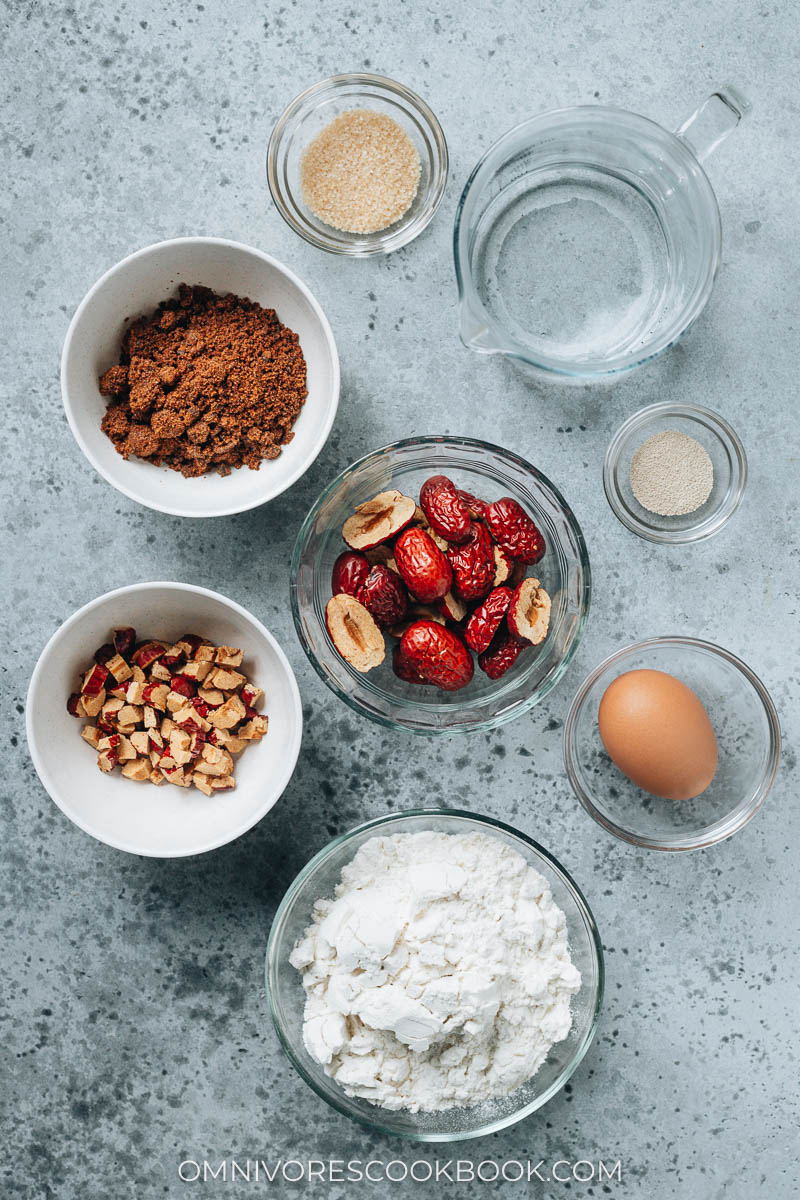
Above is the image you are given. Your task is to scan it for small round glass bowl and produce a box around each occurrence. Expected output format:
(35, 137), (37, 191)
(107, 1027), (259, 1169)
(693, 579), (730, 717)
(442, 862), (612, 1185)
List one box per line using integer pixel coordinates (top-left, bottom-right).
(267, 73), (448, 256)
(290, 436), (591, 734)
(265, 809), (604, 1141)
(603, 402), (747, 543)
(563, 638), (780, 851)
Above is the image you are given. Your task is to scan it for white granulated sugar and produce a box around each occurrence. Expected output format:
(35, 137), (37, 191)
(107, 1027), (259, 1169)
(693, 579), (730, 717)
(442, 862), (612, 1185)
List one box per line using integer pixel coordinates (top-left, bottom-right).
(289, 831), (581, 1113)
(300, 109), (421, 235)
(630, 429), (714, 517)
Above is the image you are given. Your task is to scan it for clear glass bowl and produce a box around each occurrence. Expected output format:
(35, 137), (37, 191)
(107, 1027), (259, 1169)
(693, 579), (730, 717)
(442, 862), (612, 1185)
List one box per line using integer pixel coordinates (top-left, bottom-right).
(290, 436), (591, 734)
(265, 809), (604, 1141)
(454, 89), (749, 380)
(267, 73), (448, 256)
(603, 402), (747, 543)
(563, 638), (780, 851)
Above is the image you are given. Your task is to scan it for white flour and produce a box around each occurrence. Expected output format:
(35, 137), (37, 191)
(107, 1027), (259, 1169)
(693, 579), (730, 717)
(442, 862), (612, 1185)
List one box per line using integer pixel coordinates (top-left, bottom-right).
(289, 830), (581, 1113)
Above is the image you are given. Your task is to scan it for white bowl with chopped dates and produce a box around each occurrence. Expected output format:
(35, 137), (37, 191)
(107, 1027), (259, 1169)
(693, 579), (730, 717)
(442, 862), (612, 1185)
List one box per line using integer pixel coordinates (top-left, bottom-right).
(291, 437), (591, 734)
(61, 237), (339, 517)
(26, 583), (303, 856)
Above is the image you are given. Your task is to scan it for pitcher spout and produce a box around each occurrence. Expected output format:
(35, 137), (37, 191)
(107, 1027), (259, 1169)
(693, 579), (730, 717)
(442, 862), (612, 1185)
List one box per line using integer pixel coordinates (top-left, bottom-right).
(458, 302), (501, 355)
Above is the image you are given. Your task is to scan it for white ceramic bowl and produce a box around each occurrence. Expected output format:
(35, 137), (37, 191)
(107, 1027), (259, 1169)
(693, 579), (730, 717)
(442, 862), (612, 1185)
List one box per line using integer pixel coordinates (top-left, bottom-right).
(26, 583), (303, 856)
(61, 238), (340, 518)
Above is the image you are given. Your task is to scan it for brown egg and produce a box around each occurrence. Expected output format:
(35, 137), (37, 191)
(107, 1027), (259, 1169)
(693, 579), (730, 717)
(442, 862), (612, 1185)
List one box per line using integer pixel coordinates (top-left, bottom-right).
(597, 669), (717, 800)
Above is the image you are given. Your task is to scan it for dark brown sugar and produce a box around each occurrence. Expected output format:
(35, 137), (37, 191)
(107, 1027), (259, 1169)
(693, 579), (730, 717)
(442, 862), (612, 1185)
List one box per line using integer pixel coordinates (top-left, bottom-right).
(99, 283), (307, 477)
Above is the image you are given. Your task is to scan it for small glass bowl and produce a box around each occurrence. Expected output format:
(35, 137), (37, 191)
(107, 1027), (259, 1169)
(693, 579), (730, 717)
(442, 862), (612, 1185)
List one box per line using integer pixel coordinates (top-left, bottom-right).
(603, 402), (747, 543)
(265, 809), (604, 1142)
(267, 73), (448, 256)
(563, 637), (780, 851)
(290, 436), (591, 735)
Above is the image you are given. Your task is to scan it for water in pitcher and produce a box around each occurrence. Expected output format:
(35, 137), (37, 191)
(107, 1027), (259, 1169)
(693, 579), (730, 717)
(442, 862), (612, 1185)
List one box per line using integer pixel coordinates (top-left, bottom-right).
(471, 165), (671, 365)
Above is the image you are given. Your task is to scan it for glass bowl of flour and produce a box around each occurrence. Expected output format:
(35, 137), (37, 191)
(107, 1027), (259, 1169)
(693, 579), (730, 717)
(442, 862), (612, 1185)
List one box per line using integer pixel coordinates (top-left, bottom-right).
(265, 809), (603, 1141)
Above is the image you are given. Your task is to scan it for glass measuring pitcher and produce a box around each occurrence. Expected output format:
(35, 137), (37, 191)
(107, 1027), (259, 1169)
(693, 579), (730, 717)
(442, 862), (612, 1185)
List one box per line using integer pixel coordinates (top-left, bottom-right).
(454, 87), (750, 381)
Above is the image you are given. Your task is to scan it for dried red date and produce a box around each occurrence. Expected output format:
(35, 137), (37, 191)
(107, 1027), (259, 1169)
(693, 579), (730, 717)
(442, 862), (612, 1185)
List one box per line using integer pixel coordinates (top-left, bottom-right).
(457, 489), (488, 520)
(81, 662), (108, 696)
(477, 630), (527, 679)
(359, 564), (409, 628)
(113, 627), (136, 657)
(485, 497), (546, 563)
(438, 591), (467, 623)
(464, 586), (513, 653)
(400, 620), (474, 691)
(169, 675), (197, 699)
(388, 604), (446, 640)
(160, 648), (185, 669)
(507, 578), (551, 645)
(392, 642), (430, 685)
(492, 544), (513, 586)
(446, 522), (495, 602)
(325, 594), (385, 672)
(342, 490), (416, 550)
(420, 475), (472, 543)
(132, 640), (168, 669)
(331, 551), (370, 598)
(178, 633), (203, 656)
(393, 528), (453, 603)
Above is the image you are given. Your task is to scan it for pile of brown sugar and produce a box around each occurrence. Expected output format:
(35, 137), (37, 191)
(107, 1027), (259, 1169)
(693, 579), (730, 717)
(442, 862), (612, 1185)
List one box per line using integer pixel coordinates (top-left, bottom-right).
(99, 283), (307, 477)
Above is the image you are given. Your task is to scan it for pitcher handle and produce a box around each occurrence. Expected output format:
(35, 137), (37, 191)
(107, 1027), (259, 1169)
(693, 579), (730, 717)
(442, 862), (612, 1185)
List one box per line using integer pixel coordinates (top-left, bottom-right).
(675, 85), (751, 162)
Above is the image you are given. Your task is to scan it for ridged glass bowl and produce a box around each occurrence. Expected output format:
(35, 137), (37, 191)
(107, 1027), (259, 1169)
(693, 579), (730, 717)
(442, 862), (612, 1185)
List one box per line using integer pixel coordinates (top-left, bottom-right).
(563, 637), (781, 850)
(290, 436), (591, 734)
(603, 402), (747, 543)
(265, 809), (604, 1141)
(268, 73), (448, 256)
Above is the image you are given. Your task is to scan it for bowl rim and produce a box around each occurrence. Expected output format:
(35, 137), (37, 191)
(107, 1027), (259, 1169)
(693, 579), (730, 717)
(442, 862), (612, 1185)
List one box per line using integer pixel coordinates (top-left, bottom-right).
(267, 72), (449, 257)
(602, 401), (748, 544)
(25, 580), (304, 857)
(453, 103), (722, 378)
(265, 806), (605, 1141)
(60, 236), (340, 518)
(289, 434), (592, 735)
(562, 636), (781, 851)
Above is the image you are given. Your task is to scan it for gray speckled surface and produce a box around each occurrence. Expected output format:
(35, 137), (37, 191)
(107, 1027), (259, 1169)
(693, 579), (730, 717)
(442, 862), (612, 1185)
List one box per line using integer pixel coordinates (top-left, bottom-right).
(3, 0), (799, 1196)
